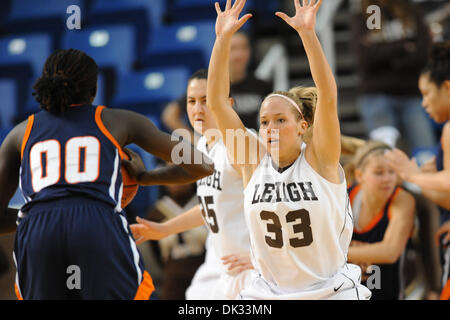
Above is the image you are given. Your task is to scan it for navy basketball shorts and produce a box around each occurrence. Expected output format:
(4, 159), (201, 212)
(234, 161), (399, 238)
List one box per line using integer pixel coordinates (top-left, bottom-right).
(13, 197), (154, 300)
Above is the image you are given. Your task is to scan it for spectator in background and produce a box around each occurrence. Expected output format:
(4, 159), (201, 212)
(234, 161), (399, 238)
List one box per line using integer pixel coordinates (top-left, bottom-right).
(345, 141), (416, 300)
(350, 0), (436, 155)
(145, 177), (207, 300)
(385, 42), (450, 300)
(161, 31), (272, 134)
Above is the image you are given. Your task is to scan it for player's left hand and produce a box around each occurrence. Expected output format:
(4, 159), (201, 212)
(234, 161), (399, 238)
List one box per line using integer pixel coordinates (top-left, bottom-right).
(385, 148), (420, 181)
(121, 148), (146, 182)
(222, 253), (254, 274)
(275, 0), (322, 34)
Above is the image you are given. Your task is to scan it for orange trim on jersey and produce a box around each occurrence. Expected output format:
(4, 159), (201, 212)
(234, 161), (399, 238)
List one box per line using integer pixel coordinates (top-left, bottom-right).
(15, 283), (23, 300)
(134, 271), (155, 300)
(94, 105), (125, 159)
(441, 279), (450, 300)
(354, 210), (384, 234)
(351, 184), (399, 234)
(348, 184), (361, 205)
(21, 114), (35, 160)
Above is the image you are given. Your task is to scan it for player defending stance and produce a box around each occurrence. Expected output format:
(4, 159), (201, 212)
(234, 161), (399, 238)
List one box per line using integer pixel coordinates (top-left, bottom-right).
(207, 0), (370, 299)
(0, 49), (214, 300)
(130, 69), (253, 300)
(346, 141), (415, 300)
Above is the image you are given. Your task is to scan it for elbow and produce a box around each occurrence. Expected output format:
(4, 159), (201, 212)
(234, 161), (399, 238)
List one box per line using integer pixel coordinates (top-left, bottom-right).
(383, 247), (402, 264)
(445, 180), (450, 194)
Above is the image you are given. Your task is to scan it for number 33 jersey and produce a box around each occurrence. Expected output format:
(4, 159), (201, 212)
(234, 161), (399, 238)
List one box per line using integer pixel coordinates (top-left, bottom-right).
(243, 144), (354, 292)
(196, 135), (251, 272)
(19, 105), (125, 214)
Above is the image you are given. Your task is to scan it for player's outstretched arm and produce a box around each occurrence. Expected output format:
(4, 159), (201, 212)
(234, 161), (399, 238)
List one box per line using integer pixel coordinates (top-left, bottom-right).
(130, 204), (204, 245)
(0, 121), (26, 234)
(277, 0), (341, 180)
(207, 0), (263, 184)
(102, 108), (214, 185)
(348, 189), (415, 264)
(386, 123), (450, 194)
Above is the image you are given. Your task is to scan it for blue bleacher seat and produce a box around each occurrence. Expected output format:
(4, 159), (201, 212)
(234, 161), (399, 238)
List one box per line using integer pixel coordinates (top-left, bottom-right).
(2, 0), (87, 49)
(112, 67), (190, 116)
(62, 24), (136, 104)
(87, 0), (166, 58)
(142, 21), (215, 73)
(62, 25), (135, 74)
(0, 79), (17, 129)
(0, 33), (51, 78)
(0, 33), (52, 113)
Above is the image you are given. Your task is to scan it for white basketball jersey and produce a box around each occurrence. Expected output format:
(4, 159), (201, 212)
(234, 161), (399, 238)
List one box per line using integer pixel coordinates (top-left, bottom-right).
(243, 144), (355, 293)
(196, 135), (251, 272)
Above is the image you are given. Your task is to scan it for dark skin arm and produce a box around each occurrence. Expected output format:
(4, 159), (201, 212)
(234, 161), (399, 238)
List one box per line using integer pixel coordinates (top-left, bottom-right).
(0, 121), (27, 234)
(0, 107), (214, 234)
(99, 108), (214, 185)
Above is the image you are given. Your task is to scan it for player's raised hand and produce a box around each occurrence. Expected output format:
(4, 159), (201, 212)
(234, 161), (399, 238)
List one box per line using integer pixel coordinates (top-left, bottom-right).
(385, 148), (420, 181)
(214, 0), (252, 38)
(130, 217), (169, 245)
(275, 0), (322, 34)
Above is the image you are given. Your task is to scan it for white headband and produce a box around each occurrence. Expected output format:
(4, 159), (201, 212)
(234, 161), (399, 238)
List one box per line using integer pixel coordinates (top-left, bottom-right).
(263, 94), (304, 119)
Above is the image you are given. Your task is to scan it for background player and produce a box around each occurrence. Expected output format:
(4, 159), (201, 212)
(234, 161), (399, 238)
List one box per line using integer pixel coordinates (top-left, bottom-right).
(130, 69), (254, 300)
(345, 141), (415, 299)
(385, 41), (450, 300)
(206, 0), (370, 299)
(0, 49), (214, 300)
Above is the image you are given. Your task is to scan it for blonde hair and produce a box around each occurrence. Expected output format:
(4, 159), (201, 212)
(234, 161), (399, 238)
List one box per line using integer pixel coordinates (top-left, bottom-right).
(288, 86), (317, 143)
(344, 140), (392, 185)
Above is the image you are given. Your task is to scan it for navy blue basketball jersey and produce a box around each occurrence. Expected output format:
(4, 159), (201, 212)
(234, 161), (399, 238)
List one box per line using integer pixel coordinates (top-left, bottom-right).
(348, 184), (407, 300)
(19, 105), (125, 218)
(435, 132), (450, 299)
(436, 134), (450, 225)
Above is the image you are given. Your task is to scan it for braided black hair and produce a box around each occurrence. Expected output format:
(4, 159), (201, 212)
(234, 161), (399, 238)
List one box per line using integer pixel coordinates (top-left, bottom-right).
(33, 49), (98, 115)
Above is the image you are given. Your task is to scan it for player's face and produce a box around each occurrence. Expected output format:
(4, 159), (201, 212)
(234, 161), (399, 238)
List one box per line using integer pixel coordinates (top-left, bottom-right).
(230, 33), (251, 77)
(419, 74), (450, 124)
(186, 78), (217, 135)
(259, 97), (306, 162)
(359, 155), (397, 197)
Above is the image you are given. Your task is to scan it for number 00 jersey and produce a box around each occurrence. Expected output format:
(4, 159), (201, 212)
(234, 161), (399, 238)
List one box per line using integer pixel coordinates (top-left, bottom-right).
(19, 105), (125, 215)
(196, 135), (251, 272)
(243, 144), (354, 292)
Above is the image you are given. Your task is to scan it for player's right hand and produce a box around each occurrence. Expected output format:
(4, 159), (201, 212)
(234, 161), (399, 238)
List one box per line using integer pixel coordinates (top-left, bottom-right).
(214, 0), (252, 38)
(130, 217), (169, 244)
(121, 148), (146, 183)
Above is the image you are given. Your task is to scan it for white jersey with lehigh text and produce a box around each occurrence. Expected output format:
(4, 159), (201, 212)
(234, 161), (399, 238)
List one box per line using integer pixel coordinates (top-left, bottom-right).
(196, 135), (251, 265)
(186, 134), (253, 300)
(241, 144), (371, 299)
